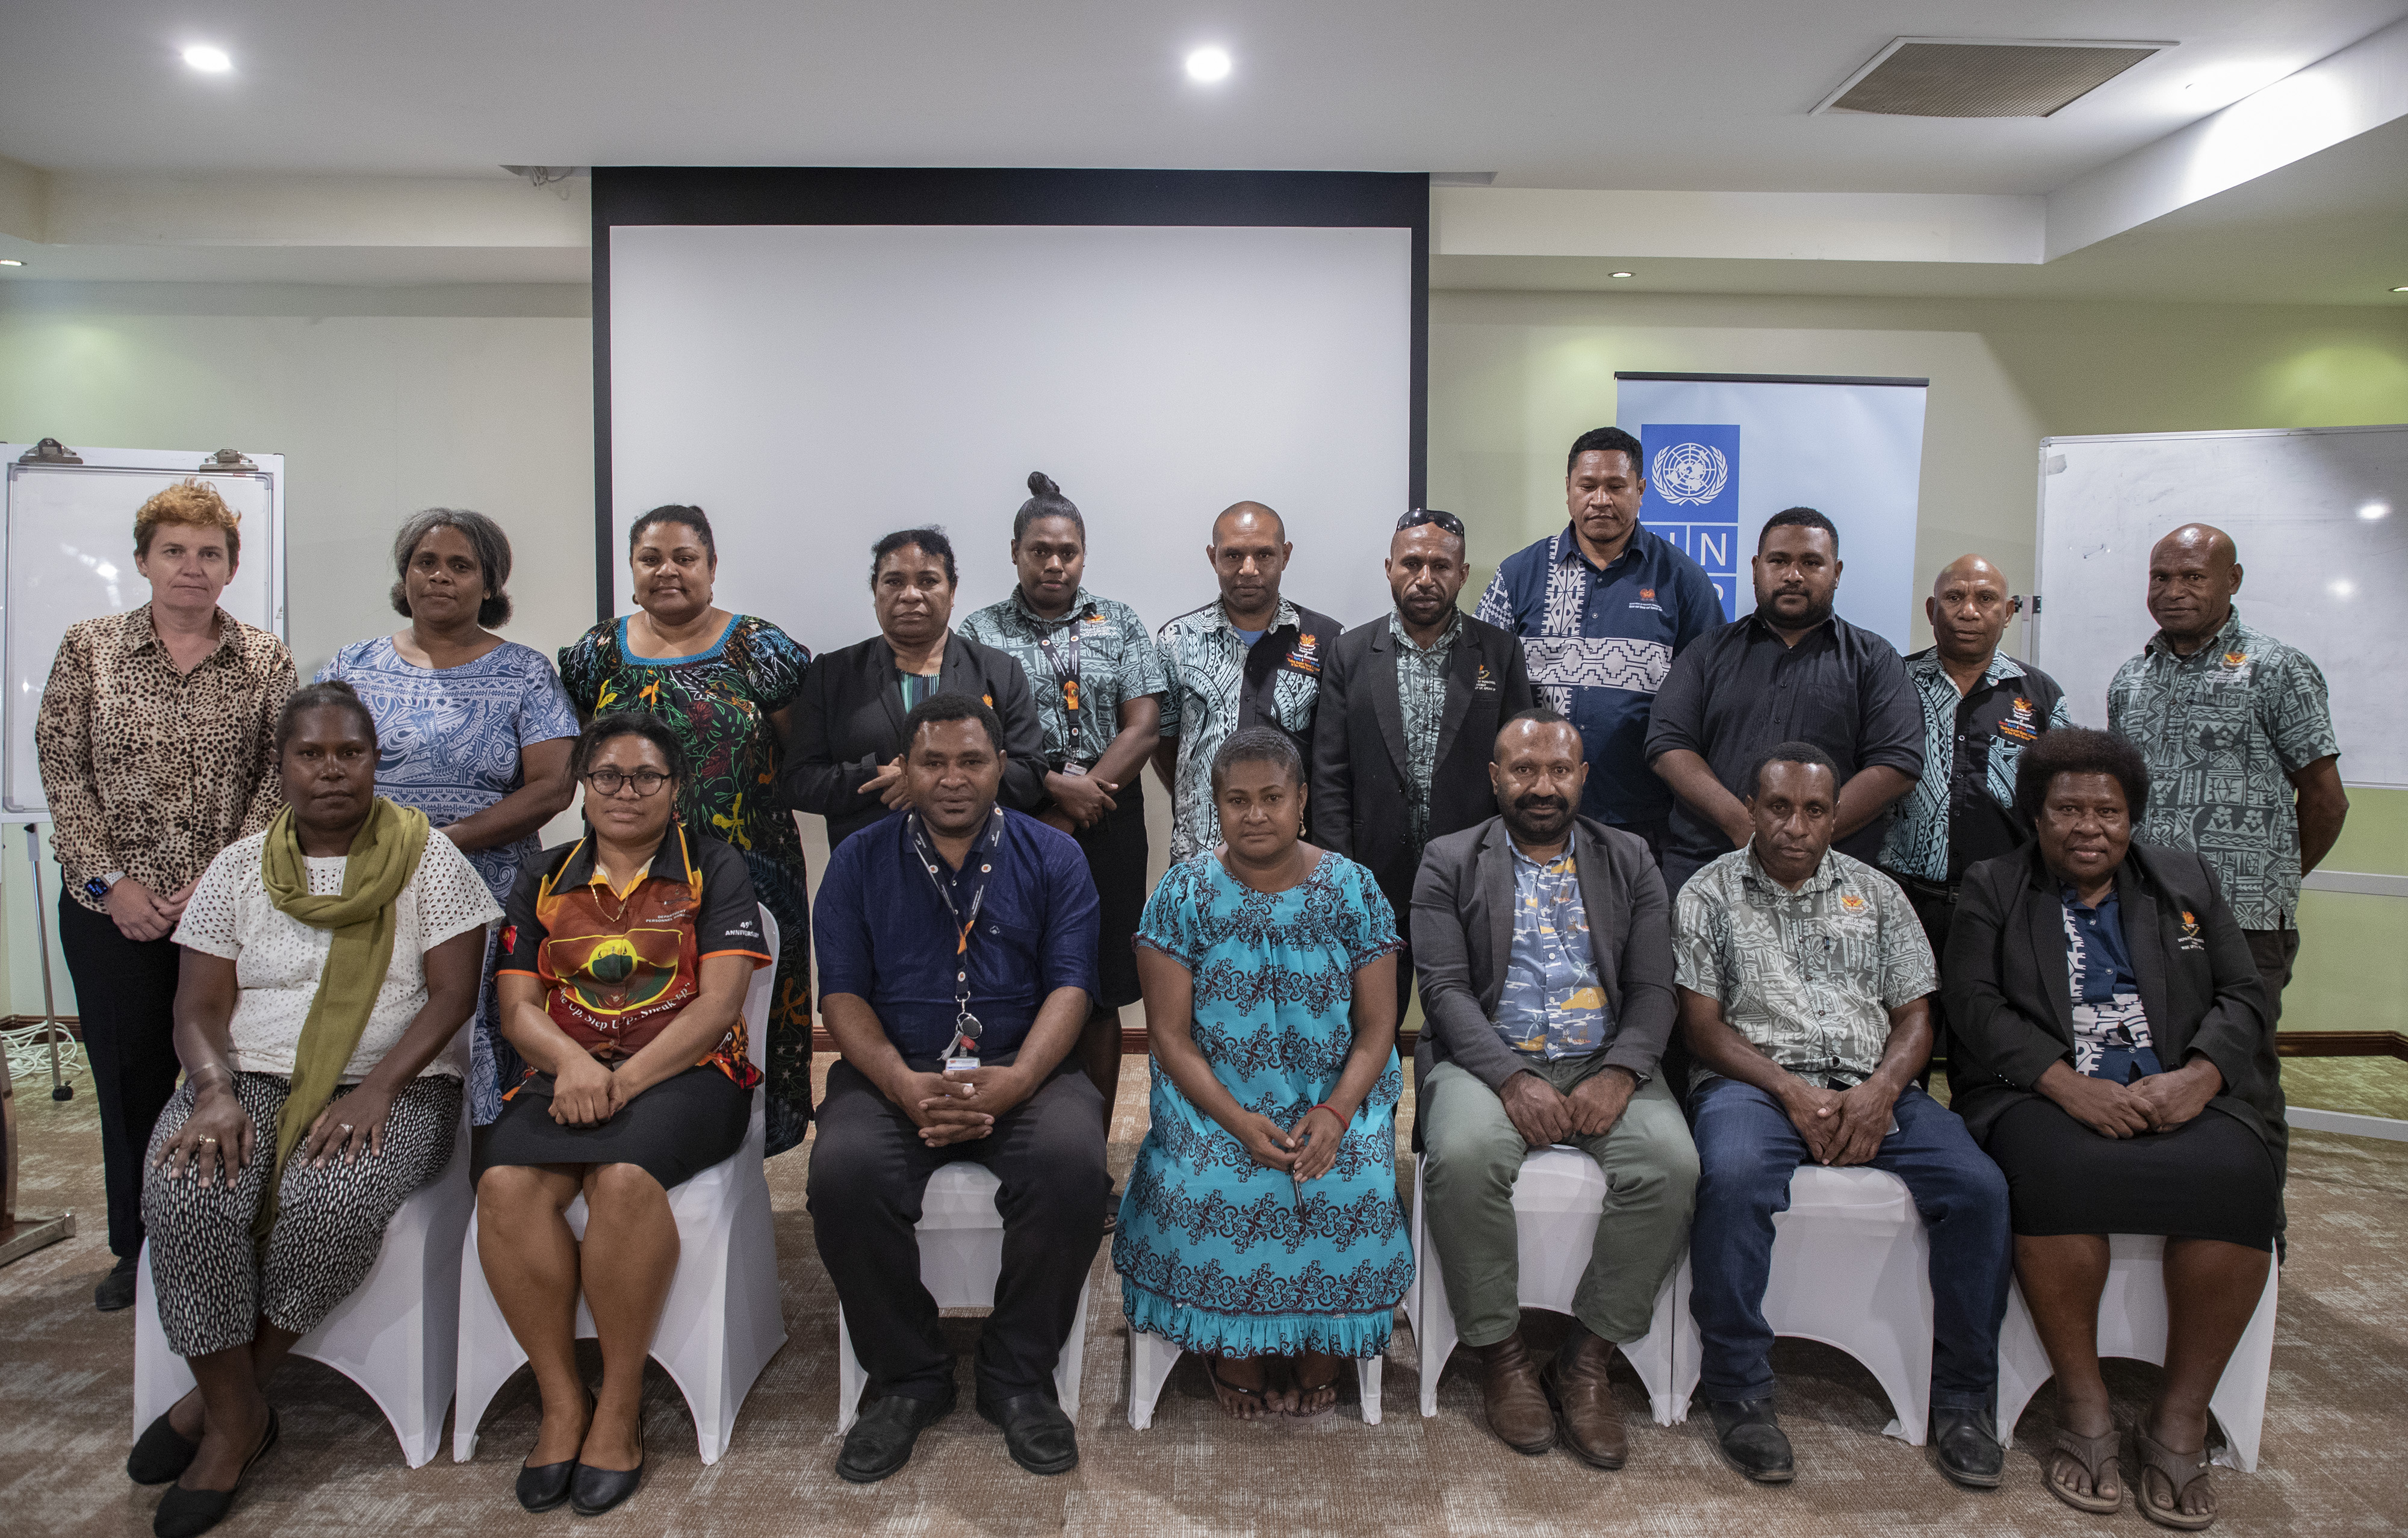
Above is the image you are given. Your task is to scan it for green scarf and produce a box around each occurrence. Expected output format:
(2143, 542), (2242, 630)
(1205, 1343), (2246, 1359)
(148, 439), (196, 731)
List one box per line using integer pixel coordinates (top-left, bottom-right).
(254, 797), (430, 1239)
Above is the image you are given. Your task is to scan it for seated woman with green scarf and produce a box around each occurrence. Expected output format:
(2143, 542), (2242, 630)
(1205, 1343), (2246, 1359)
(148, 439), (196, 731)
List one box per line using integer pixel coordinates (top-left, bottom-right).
(131, 681), (500, 1538)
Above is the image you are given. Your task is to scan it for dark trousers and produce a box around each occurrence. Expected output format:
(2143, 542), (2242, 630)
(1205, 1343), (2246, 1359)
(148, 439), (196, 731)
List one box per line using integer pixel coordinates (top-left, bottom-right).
(807, 1055), (1108, 1403)
(55, 891), (185, 1257)
(2244, 924), (2300, 1028)
(1687, 1077), (2011, 1411)
(1883, 869), (1958, 1066)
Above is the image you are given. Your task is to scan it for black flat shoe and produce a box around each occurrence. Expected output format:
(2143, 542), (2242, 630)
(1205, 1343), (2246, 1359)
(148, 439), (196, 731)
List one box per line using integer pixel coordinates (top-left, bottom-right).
(152, 1407), (277, 1538)
(127, 1410), (201, 1485)
(836, 1388), (955, 1484)
(518, 1391), (595, 1512)
(96, 1253), (138, 1313)
(1706, 1398), (1794, 1484)
(1932, 1406), (2005, 1490)
(976, 1386), (1079, 1477)
(568, 1418), (644, 1518)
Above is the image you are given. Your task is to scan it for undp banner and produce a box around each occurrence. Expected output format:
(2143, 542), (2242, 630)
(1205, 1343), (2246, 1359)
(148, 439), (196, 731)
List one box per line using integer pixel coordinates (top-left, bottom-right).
(1615, 372), (1928, 652)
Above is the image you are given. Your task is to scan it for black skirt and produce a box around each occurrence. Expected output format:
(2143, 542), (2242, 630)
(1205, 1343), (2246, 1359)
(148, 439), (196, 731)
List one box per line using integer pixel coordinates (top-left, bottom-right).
(1073, 777), (1149, 1011)
(473, 1064), (751, 1192)
(1984, 1095), (2279, 1251)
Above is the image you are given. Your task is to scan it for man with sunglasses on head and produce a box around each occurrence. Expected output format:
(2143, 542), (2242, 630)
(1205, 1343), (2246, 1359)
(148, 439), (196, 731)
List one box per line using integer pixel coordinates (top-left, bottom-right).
(1312, 509), (1534, 1016)
(1477, 427), (1724, 860)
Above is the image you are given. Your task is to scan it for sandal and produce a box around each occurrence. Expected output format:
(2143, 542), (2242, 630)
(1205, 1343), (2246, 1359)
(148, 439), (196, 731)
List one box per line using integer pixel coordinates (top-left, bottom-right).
(2135, 1427), (2217, 1531)
(1287, 1353), (1340, 1421)
(2043, 1424), (2124, 1514)
(1207, 1357), (1274, 1422)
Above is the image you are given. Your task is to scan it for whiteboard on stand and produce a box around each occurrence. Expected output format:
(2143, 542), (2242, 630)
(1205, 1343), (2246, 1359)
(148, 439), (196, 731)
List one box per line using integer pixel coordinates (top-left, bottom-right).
(2033, 424), (2406, 788)
(1, 445), (286, 816)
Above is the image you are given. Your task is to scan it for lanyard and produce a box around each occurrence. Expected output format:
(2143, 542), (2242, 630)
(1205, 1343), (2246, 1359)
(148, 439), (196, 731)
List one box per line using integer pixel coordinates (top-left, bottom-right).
(910, 807), (1005, 1055)
(1027, 603), (1088, 760)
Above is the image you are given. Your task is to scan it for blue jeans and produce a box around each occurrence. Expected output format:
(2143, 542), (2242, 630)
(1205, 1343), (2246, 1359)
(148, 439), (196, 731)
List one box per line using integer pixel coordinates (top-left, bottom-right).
(1687, 1077), (2011, 1412)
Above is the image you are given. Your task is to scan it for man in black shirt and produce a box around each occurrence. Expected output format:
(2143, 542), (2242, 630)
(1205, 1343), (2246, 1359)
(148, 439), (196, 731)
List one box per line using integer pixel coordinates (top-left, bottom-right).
(1643, 509), (1923, 896)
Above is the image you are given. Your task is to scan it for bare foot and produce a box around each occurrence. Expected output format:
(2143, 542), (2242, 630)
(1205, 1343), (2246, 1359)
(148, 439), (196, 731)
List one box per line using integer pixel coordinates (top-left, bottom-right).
(528, 1386), (592, 1466)
(578, 1396), (644, 1472)
(1208, 1356), (1275, 1421)
(2143, 1407), (2216, 1522)
(1289, 1351), (1341, 1418)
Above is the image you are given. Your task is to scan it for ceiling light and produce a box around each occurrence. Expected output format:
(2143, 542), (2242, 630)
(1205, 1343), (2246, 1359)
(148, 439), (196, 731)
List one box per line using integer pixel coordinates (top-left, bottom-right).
(2359, 501), (2391, 521)
(2393, 285), (2408, 293)
(182, 44), (232, 72)
(2329, 579), (2356, 598)
(1185, 47), (1231, 82)
(1609, 271), (1635, 279)
(0, 259), (21, 268)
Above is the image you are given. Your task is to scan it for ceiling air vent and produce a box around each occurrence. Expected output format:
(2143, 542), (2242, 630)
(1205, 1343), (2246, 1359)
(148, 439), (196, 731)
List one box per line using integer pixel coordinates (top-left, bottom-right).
(1813, 37), (2172, 118)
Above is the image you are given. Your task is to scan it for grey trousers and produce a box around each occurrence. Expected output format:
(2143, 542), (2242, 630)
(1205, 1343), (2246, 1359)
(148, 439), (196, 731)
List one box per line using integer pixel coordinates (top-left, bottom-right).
(1419, 1056), (1699, 1348)
(2244, 925), (2300, 1028)
(141, 1072), (461, 1357)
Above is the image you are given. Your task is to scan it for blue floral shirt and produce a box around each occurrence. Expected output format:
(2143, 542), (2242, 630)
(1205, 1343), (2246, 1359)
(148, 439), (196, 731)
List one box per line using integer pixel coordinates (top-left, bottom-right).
(1495, 845), (1611, 1059)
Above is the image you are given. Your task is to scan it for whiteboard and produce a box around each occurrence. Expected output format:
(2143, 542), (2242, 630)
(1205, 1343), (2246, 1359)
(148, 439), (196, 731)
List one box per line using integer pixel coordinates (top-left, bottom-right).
(2034, 425), (2407, 787)
(607, 224), (1412, 654)
(2, 447), (286, 814)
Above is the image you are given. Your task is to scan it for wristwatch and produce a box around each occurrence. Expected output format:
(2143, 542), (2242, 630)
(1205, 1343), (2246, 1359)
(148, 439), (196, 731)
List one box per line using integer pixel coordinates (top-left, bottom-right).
(85, 870), (126, 902)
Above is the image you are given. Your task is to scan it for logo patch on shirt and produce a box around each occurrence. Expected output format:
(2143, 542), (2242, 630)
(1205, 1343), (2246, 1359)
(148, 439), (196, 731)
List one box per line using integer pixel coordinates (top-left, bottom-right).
(1997, 695), (2040, 743)
(1639, 588), (1656, 602)
(1286, 633), (1321, 675)
(500, 923), (517, 954)
(2177, 909), (2205, 950)
(1840, 893), (1867, 913)
(1474, 662), (1498, 693)
(2221, 651), (2248, 670)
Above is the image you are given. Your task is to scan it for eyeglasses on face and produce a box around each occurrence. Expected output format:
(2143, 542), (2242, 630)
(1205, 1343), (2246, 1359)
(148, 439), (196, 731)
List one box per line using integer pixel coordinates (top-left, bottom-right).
(586, 767), (672, 798)
(1397, 507), (1466, 538)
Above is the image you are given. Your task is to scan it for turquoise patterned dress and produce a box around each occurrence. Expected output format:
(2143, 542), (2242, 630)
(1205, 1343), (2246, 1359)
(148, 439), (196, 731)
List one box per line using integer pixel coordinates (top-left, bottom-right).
(1114, 851), (1414, 1359)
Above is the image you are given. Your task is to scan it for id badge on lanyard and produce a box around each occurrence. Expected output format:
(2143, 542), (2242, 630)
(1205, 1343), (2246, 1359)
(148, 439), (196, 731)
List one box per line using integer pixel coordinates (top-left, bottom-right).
(913, 809), (1004, 1074)
(1031, 610), (1086, 767)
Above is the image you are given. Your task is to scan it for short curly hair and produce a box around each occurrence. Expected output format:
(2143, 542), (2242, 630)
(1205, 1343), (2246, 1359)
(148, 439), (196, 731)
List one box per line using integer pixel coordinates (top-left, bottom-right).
(389, 507), (515, 627)
(132, 479), (241, 566)
(2013, 726), (2150, 824)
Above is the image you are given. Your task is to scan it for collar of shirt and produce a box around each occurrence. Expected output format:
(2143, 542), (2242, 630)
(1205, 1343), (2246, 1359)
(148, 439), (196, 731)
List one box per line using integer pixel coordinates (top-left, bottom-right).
(1907, 647), (2023, 696)
(1552, 522), (1647, 580)
(552, 822), (697, 893)
(1510, 840), (1574, 873)
(120, 603), (240, 663)
(1740, 843), (1842, 899)
(1387, 606), (1463, 656)
(1204, 596), (1301, 639)
(1743, 609), (1840, 648)
(2144, 604), (2245, 665)
(1008, 585), (1099, 632)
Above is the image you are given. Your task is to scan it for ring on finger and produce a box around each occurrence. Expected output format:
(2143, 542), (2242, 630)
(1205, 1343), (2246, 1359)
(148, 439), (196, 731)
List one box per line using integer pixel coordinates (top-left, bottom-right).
(198, 1136), (219, 1145)
(338, 1123), (355, 1133)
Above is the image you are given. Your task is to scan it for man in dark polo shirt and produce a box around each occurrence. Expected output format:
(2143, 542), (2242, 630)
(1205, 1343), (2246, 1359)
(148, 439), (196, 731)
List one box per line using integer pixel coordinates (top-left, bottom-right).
(1876, 554), (2069, 1055)
(808, 694), (1106, 1485)
(1644, 507), (1923, 895)
(1476, 426), (1724, 855)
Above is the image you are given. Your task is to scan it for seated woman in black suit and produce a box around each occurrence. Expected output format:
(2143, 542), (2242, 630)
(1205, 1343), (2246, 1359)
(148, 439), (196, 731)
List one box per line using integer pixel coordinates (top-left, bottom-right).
(1944, 727), (2282, 1532)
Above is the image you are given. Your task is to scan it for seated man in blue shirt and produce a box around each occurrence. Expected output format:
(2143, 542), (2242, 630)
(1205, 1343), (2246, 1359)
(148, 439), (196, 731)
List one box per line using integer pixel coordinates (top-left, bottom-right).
(808, 693), (1106, 1485)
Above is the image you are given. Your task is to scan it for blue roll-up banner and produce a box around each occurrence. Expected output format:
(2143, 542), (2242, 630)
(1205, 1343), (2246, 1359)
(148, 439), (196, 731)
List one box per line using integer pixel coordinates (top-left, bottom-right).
(1615, 373), (1928, 651)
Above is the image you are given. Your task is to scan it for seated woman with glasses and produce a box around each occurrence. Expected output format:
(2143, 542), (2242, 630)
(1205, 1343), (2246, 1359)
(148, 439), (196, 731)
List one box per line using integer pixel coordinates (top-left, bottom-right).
(472, 712), (768, 1516)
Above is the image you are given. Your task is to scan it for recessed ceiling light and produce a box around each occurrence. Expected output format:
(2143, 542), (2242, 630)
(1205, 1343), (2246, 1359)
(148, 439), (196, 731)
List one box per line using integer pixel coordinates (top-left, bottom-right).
(0, 259), (22, 268)
(2393, 285), (2408, 293)
(1185, 46), (1232, 82)
(182, 44), (232, 73)
(1609, 271), (1635, 279)
(2360, 501), (2391, 521)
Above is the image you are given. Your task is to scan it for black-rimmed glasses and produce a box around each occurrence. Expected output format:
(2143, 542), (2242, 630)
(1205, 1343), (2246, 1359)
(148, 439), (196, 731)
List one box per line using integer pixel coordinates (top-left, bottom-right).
(586, 767), (672, 798)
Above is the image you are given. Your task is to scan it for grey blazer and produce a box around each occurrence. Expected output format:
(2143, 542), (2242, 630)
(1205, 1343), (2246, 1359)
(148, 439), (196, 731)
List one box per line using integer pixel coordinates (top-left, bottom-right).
(1409, 813), (1678, 1096)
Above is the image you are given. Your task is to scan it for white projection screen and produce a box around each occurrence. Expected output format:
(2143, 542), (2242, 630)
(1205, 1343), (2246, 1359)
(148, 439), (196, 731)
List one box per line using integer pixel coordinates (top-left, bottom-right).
(597, 169), (1428, 654)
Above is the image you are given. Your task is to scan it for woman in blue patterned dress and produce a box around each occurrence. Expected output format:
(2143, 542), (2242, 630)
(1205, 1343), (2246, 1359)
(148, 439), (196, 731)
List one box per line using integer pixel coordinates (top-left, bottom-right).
(1114, 726), (1413, 1420)
(319, 508), (580, 1123)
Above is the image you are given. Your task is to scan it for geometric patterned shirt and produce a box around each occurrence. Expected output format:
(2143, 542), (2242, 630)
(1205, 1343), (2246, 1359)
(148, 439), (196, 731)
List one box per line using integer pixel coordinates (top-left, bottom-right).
(960, 586), (1167, 770)
(2107, 607), (2339, 930)
(1389, 607), (1462, 849)
(1155, 597), (1325, 861)
(1878, 648), (2071, 882)
(1674, 846), (1937, 1085)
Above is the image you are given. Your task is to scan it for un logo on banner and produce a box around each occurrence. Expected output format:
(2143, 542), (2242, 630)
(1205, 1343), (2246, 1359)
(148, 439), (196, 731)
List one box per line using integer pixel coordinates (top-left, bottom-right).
(1652, 441), (1730, 506)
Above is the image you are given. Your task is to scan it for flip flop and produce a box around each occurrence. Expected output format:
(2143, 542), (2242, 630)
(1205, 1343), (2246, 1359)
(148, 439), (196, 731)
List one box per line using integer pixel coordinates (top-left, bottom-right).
(2135, 1427), (2217, 1531)
(2043, 1424), (2124, 1515)
(1287, 1354), (1341, 1420)
(1207, 1357), (1274, 1421)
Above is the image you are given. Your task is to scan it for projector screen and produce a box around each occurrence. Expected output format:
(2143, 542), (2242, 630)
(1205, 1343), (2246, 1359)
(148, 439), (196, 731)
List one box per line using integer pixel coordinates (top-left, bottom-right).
(598, 172), (1425, 655)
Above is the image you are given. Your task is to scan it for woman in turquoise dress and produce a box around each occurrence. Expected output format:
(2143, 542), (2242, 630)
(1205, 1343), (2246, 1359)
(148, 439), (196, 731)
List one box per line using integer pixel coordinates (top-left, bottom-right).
(320, 507), (580, 1124)
(1114, 726), (1413, 1420)
(557, 504), (816, 1154)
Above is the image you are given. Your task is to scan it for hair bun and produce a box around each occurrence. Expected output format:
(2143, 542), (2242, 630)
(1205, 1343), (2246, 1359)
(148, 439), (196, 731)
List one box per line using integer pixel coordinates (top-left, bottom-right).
(1028, 471), (1060, 498)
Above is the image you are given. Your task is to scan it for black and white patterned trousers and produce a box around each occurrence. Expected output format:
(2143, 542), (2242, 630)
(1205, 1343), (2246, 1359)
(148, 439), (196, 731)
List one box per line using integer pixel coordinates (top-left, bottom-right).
(140, 1071), (461, 1357)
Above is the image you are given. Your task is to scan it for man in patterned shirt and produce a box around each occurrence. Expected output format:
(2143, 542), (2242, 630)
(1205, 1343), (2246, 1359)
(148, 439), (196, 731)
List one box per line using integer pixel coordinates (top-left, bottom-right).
(1877, 554), (2069, 1056)
(1152, 502), (1340, 861)
(1675, 741), (2009, 1490)
(2108, 524), (2347, 1025)
(1477, 427), (1722, 854)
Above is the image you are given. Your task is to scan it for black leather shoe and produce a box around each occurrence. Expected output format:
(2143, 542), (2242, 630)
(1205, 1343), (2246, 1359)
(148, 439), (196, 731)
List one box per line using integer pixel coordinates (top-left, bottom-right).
(1931, 1406), (2005, 1489)
(976, 1387), (1079, 1476)
(128, 1410), (201, 1485)
(1706, 1398), (1795, 1484)
(152, 1407), (277, 1538)
(836, 1388), (955, 1484)
(515, 1456), (577, 1513)
(96, 1253), (138, 1313)
(567, 1418), (644, 1518)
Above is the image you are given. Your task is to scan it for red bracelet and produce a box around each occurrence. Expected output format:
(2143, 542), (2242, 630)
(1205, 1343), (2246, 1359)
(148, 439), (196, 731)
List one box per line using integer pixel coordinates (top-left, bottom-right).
(1311, 1102), (1348, 1126)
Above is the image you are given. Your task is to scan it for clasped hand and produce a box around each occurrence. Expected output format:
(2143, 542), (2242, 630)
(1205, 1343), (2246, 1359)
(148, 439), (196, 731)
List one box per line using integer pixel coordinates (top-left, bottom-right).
(1500, 1068), (1634, 1149)
(2043, 1058), (2220, 1138)
(1233, 1105), (1346, 1180)
(862, 755), (913, 811)
(1781, 1073), (1898, 1167)
(1043, 770), (1120, 831)
(901, 1064), (1034, 1147)
(549, 1052), (630, 1127)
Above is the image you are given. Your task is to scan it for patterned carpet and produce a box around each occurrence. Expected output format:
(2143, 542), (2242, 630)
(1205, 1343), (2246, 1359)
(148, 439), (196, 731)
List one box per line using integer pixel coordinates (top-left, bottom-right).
(4, 1055), (2404, 1537)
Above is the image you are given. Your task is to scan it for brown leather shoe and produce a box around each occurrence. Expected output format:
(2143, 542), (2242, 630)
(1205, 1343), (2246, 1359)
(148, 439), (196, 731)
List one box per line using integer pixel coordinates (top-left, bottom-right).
(1468, 1335), (1556, 1454)
(1542, 1330), (1629, 1469)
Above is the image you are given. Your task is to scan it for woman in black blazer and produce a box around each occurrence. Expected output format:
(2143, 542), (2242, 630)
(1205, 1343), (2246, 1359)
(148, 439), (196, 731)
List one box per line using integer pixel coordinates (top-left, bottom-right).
(784, 527), (1046, 850)
(1944, 728), (2282, 1531)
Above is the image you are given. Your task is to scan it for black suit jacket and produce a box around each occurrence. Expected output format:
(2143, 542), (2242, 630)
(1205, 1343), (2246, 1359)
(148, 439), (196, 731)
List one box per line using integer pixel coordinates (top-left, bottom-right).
(1943, 840), (2285, 1180)
(1310, 612), (1534, 915)
(784, 631), (1047, 850)
(1410, 814), (1677, 1097)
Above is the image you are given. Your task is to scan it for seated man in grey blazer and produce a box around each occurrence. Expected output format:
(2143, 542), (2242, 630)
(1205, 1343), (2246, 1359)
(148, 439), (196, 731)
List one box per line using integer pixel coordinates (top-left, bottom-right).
(1411, 709), (1698, 1470)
